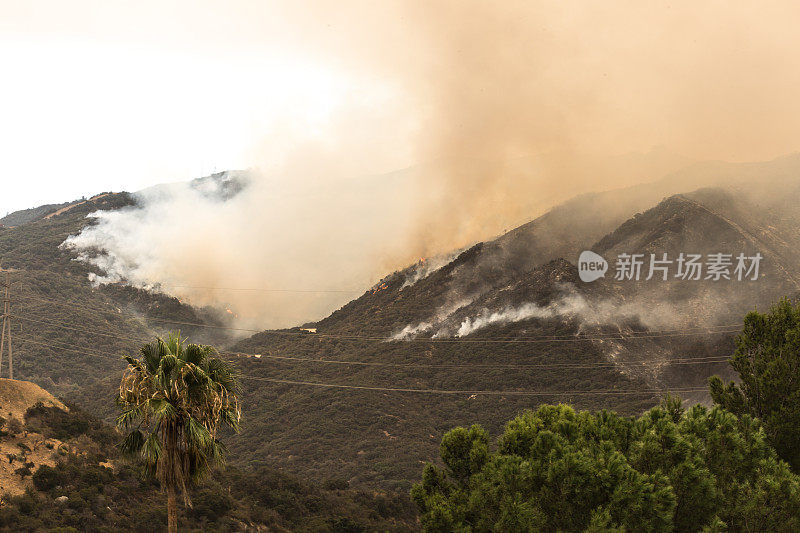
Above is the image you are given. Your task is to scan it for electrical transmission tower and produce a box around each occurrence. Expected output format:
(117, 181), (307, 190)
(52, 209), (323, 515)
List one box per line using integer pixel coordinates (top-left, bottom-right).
(0, 266), (19, 380)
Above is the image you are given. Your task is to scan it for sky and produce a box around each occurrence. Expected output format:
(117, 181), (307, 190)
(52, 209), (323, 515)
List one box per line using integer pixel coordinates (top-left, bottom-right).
(4, 1), (800, 224)
(0, 1), (408, 216)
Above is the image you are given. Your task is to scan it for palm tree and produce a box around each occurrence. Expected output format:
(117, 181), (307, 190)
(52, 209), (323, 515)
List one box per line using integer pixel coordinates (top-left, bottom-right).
(117, 333), (241, 533)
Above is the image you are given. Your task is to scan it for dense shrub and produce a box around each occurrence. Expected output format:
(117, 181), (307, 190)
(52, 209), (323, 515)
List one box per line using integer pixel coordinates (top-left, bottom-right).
(413, 400), (800, 532)
(32, 465), (65, 492)
(710, 298), (800, 471)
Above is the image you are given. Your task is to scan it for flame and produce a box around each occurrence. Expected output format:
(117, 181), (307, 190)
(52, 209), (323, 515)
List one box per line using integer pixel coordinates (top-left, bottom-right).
(370, 282), (390, 294)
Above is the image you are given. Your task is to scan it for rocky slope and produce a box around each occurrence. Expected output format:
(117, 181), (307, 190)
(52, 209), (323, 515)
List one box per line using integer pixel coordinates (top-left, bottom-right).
(0, 379), (69, 497)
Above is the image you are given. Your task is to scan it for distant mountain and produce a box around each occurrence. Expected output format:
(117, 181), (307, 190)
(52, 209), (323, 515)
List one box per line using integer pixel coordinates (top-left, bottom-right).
(137, 169), (252, 202)
(2, 200), (84, 227)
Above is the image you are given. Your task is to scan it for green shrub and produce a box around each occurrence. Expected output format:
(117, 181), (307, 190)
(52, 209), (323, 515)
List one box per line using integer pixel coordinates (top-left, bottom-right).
(323, 478), (350, 491)
(33, 465), (66, 492)
(413, 401), (800, 532)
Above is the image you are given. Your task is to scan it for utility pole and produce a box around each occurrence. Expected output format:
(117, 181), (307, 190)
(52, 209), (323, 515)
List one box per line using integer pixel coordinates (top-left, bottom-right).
(0, 266), (19, 380)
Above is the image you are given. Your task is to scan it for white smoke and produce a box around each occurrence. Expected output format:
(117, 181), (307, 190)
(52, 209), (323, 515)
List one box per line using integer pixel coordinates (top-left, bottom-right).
(388, 279), (690, 341)
(61, 166), (417, 331)
(390, 321), (433, 341)
(453, 293), (590, 337)
(400, 249), (464, 289)
(389, 297), (473, 340)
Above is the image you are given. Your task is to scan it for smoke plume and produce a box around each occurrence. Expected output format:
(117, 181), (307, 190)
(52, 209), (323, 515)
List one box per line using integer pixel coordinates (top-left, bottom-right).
(61, 1), (800, 328)
(63, 165), (416, 330)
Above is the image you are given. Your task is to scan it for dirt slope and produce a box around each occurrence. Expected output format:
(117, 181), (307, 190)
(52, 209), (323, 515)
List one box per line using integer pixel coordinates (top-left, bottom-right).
(0, 379), (68, 497)
(0, 378), (66, 422)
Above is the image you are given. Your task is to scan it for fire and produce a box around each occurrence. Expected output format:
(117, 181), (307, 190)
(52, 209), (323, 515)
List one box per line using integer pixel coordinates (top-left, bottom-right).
(225, 308), (234, 315)
(370, 282), (389, 294)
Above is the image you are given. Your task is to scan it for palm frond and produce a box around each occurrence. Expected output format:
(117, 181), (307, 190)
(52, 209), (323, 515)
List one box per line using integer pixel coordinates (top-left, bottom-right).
(116, 406), (145, 429)
(141, 340), (166, 374)
(184, 344), (210, 367)
(142, 431), (163, 465)
(158, 354), (179, 388)
(219, 406), (241, 432)
(207, 357), (239, 394)
(149, 398), (177, 422)
(120, 429), (145, 457)
(124, 355), (144, 369)
(186, 417), (214, 449)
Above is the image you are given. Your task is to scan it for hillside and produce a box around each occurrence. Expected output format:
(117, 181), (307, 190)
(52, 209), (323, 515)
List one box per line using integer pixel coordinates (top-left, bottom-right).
(0, 382), (415, 532)
(1, 201), (79, 227)
(0, 183), (238, 422)
(0, 379), (66, 421)
(0, 379), (68, 497)
(3, 157), (800, 493)
(227, 163), (800, 488)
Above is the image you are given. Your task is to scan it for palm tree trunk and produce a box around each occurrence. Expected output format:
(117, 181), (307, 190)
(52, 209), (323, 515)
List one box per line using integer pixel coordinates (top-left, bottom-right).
(167, 483), (178, 533)
(166, 422), (178, 533)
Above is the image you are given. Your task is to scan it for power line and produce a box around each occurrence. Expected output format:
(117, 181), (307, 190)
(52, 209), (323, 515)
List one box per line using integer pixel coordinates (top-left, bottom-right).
(14, 309), (742, 347)
(17, 291), (129, 315)
(14, 334), (237, 365)
(14, 314), (157, 343)
(15, 291), (745, 341)
(15, 294), (264, 334)
(225, 350), (733, 369)
(227, 375), (710, 397)
(14, 332), (710, 397)
(156, 284), (364, 294)
(14, 324), (733, 373)
(9, 308), (738, 354)
(13, 300), (743, 344)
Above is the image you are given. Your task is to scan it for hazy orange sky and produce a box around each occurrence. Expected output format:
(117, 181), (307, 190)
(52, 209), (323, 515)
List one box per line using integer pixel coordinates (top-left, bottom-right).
(19, 0), (800, 328)
(3, 1), (800, 217)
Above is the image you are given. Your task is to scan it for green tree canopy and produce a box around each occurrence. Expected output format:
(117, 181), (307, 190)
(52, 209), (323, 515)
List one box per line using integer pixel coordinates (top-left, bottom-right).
(412, 400), (800, 532)
(116, 333), (241, 533)
(709, 297), (800, 470)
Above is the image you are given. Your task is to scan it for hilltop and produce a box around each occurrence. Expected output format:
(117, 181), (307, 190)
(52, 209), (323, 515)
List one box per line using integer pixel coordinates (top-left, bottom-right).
(0, 379), (66, 421)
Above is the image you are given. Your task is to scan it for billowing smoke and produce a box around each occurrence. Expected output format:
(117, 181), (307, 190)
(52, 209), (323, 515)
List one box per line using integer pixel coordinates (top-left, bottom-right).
(372, 2), (800, 255)
(389, 281), (701, 341)
(453, 295), (589, 337)
(62, 165), (417, 330)
(390, 298), (474, 341)
(59, 2), (800, 328)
